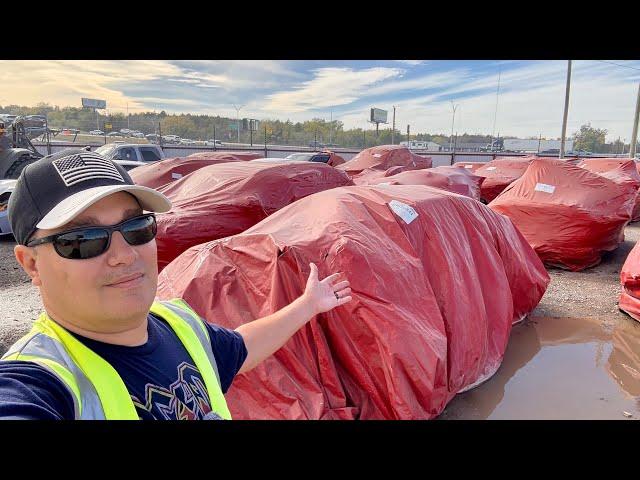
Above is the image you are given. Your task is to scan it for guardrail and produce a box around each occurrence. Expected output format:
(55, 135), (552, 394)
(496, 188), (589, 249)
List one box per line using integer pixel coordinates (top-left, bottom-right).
(32, 142), (626, 167)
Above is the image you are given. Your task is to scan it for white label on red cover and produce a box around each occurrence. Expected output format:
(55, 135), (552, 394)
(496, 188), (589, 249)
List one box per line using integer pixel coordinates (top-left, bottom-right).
(171, 172), (183, 179)
(373, 153), (382, 158)
(534, 182), (555, 194)
(486, 166), (497, 171)
(388, 200), (418, 224)
(464, 165), (473, 169)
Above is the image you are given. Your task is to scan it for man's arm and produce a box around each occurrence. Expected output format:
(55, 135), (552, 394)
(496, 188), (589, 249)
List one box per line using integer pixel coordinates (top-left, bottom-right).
(235, 263), (352, 374)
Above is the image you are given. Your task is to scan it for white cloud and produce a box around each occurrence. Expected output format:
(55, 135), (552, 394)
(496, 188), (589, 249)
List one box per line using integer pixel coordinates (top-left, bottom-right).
(396, 60), (426, 66)
(263, 67), (403, 113)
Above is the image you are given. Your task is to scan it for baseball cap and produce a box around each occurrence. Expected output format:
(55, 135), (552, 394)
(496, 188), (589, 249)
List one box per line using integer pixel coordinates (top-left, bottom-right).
(8, 149), (172, 245)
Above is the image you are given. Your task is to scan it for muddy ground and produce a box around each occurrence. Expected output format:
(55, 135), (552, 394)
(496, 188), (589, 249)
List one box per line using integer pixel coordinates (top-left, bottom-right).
(1, 224), (639, 419)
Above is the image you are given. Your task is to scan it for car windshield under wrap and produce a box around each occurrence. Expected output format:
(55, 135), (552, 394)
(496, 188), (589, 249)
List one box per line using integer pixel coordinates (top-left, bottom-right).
(286, 154), (313, 162)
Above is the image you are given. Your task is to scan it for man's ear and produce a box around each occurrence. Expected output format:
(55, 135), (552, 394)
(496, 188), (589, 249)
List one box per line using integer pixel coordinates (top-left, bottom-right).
(14, 245), (42, 287)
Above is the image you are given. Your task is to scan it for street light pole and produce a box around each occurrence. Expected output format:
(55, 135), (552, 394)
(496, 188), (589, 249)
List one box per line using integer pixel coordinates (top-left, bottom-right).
(233, 104), (243, 144)
(630, 83), (640, 159)
(450, 101), (459, 152)
(329, 108), (333, 145)
(392, 106), (397, 145)
(559, 60), (572, 159)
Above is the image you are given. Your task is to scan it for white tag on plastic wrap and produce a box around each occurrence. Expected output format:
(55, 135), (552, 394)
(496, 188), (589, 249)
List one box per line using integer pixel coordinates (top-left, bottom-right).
(171, 172), (183, 180)
(388, 200), (418, 224)
(373, 153), (382, 158)
(464, 165), (474, 169)
(534, 182), (555, 194)
(486, 166), (497, 171)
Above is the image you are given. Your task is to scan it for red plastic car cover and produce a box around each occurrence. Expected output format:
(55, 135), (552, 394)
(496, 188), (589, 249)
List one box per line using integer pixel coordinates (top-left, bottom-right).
(336, 145), (432, 177)
(619, 240), (640, 322)
(348, 166), (418, 185)
(157, 185), (549, 419)
(154, 161), (353, 271)
(367, 166), (484, 200)
(453, 161), (486, 173)
(130, 152), (261, 189)
(578, 158), (640, 221)
(489, 158), (636, 271)
(321, 150), (346, 167)
(475, 156), (536, 202)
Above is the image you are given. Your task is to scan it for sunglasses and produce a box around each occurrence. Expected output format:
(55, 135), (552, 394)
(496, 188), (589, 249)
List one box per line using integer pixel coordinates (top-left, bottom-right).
(26, 214), (157, 260)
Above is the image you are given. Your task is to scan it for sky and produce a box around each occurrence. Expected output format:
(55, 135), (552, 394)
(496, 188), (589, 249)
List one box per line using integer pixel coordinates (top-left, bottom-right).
(1, 60), (639, 142)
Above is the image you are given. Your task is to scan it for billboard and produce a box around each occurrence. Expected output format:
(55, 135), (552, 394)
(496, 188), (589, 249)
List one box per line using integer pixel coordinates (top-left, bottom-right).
(370, 107), (388, 124)
(82, 98), (107, 109)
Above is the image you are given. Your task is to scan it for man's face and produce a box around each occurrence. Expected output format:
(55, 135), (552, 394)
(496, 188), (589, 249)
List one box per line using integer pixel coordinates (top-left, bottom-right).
(20, 192), (158, 333)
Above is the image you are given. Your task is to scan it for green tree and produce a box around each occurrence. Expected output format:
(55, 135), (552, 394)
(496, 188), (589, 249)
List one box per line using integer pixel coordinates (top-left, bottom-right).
(573, 123), (607, 153)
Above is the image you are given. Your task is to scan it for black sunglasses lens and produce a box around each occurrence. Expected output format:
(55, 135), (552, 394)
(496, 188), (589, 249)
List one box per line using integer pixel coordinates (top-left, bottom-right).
(121, 215), (157, 246)
(54, 229), (110, 259)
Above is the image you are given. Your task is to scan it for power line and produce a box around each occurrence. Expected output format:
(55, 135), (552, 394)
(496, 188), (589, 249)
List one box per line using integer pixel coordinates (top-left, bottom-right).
(594, 60), (640, 72)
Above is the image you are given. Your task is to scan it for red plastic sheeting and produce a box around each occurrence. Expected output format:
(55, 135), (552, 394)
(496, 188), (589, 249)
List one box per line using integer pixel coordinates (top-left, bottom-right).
(475, 156), (536, 202)
(367, 166), (484, 201)
(489, 158), (636, 271)
(130, 152), (261, 189)
(578, 158), (640, 221)
(349, 165), (427, 186)
(157, 185), (549, 419)
(619, 240), (640, 322)
(453, 161), (486, 173)
(321, 150), (346, 167)
(154, 161), (353, 271)
(336, 145), (432, 177)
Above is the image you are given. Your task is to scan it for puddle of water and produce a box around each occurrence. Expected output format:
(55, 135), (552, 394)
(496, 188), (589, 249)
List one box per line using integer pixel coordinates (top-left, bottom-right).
(439, 316), (640, 420)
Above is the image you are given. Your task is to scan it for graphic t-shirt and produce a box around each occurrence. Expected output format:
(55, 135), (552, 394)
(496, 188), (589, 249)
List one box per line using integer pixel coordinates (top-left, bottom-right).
(0, 312), (247, 420)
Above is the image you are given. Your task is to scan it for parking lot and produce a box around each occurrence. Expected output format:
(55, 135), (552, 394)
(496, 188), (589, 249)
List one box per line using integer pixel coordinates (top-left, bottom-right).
(3, 222), (640, 419)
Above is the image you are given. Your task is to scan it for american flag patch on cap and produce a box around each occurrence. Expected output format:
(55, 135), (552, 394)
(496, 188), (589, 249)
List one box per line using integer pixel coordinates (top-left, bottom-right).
(52, 153), (125, 187)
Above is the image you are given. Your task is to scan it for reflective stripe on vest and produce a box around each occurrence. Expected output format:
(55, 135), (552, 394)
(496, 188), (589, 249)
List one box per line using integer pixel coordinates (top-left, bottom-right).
(1, 299), (232, 420)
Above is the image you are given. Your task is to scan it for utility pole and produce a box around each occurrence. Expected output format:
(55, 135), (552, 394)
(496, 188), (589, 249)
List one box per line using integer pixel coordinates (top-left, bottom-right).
(407, 124), (410, 144)
(392, 106), (396, 145)
(630, 83), (640, 159)
(538, 133), (542, 153)
(329, 109), (333, 145)
(127, 103), (130, 129)
(450, 101), (459, 152)
(233, 104), (243, 144)
(559, 60), (572, 159)
(490, 68), (501, 151)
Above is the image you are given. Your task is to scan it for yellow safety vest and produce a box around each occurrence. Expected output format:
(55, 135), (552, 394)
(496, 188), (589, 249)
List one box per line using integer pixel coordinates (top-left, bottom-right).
(1, 299), (232, 420)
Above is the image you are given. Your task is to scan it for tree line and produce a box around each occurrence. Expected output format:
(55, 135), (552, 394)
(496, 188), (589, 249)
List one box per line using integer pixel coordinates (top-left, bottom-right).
(1, 103), (634, 153)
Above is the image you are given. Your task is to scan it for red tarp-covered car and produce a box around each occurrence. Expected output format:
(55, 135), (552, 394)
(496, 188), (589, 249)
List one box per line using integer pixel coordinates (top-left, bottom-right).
(619, 240), (640, 322)
(489, 158), (636, 271)
(157, 185), (549, 419)
(154, 161), (353, 271)
(130, 152), (262, 190)
(336, 145), (432, 185)
(367, 166), (484, 201)
(453, 161), (486, 173)
(577, 158), (640, 221)
(475, 156), (535, 202)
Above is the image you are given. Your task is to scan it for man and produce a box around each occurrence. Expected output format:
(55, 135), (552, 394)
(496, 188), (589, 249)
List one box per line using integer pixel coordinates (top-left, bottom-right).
(0, 150), (352, 420)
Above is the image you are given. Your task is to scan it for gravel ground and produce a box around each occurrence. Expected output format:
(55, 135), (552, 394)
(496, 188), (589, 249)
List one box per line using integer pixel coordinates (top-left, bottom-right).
(1, 223), (639, 355)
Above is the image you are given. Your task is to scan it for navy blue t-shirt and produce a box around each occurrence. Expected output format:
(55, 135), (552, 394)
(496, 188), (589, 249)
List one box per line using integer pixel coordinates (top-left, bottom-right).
(0, 312), (247, 420)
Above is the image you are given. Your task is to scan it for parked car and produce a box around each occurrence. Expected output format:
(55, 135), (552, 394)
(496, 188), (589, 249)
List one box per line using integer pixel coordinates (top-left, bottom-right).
(114, 159), (147, 172)
(106, 132), (123, 137)
(180, 138), (193, 145)
(89, 130), (104, 135)
(206, 139), (224, 147)
(281, 151), (346, 166)
(131, 131), (145, 138)
(0, 179), (17, 236)
(94, 143), (166, 163)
